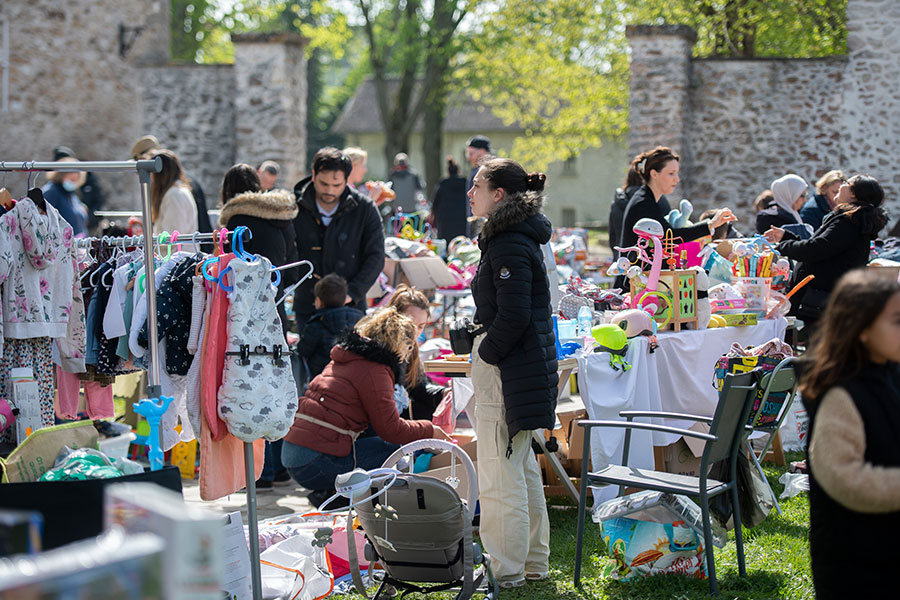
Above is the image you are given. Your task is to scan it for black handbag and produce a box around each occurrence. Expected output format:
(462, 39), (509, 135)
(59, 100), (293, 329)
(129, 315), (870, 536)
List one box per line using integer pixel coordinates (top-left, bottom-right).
(448, 318), (486, 355)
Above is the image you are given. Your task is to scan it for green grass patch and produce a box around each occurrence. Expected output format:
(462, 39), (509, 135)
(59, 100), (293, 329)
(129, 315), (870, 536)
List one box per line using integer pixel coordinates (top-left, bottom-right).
(342, 456), (812, 599)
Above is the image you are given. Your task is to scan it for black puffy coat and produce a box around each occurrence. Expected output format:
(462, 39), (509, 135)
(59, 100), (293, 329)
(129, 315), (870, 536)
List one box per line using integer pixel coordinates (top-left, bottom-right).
(777, 210), (872, 322)
(292, 177), (385, 320)
(472, 192), (558, 439)
(220, 189), (301, 333)
(296, 306), (365, 379)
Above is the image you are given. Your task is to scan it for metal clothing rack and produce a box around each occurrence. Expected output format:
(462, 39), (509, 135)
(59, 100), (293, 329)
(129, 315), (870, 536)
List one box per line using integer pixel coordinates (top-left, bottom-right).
(0, 160), (265, 600)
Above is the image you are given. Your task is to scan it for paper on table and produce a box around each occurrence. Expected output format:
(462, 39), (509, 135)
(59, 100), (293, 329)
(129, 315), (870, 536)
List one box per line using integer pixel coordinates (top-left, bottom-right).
(222, 511), (252, 600)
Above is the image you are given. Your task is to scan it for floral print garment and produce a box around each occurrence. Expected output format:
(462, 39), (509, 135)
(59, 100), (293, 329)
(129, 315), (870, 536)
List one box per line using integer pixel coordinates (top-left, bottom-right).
(218, 256), (298, 442)
(0, 199), (85, 369)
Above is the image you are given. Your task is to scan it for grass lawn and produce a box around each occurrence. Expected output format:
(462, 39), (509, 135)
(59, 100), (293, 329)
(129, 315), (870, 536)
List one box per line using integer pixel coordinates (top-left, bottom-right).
(344, 455), (812, 599)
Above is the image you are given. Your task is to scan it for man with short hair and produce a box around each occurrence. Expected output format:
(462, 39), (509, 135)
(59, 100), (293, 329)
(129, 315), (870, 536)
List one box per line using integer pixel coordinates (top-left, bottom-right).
(387, 152), (424, 214)
(464, 135), (492, 236)
(258, 160), (281, 191)
(464, 135), (492, 192)
(292, 147), (385, 331)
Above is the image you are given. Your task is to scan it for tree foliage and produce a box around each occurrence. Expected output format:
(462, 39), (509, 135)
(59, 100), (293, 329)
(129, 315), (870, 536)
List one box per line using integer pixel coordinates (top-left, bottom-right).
(627, 0), (847, 58)
(463, 0), (846, 170)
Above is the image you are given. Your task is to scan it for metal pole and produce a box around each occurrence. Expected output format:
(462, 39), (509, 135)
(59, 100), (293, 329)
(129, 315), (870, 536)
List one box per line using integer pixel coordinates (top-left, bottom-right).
(244, 443), (263, 600)
(0, 159), (161, 173)
(138, 167), (161, 398)
(1, 19), (8, 113)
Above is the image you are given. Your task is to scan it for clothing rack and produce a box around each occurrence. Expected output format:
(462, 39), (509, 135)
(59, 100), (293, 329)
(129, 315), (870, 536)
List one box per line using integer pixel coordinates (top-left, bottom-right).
(0, 160), (265, 600)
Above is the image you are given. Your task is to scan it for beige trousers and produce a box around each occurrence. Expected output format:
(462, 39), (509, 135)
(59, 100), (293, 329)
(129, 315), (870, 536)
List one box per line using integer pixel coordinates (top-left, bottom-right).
(471, 335), (550, 583)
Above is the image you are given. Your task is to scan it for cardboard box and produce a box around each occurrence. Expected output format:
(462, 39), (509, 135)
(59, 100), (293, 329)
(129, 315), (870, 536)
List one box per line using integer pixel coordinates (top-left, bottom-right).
(105, 483), (224, 600)
(1, 421), (98, 483)
(662, 423), (711, 478)
(719, 312), (758, 327)
(567, 419), (588, 460)
(382, 255), (457, 290)
(427, 440), (477, 470)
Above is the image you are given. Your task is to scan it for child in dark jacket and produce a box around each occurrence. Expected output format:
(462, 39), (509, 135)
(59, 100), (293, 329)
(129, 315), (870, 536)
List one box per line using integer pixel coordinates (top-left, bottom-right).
(297, 274), (364, 379)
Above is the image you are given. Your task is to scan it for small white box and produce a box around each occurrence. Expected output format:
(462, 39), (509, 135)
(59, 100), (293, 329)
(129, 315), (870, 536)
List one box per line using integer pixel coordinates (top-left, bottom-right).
(98, 431), (137, 461)
(13, 379), (42, 444)
(104, 483), (224, 600)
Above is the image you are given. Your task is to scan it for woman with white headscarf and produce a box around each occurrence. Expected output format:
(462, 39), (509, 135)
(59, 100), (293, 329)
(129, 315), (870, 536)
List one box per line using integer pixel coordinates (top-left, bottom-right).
(756, 174), (809, 234)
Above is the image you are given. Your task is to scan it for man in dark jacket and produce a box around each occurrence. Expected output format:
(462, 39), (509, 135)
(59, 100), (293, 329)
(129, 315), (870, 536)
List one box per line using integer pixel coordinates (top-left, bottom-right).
(292, 147), (385, 331)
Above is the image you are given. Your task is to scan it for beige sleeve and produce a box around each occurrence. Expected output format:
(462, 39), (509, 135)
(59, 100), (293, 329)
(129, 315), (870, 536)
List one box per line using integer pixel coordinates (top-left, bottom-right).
(808, 387), (900, 513)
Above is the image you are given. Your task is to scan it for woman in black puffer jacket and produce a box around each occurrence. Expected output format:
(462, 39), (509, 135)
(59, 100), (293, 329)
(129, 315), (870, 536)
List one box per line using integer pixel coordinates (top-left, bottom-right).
(468, 157), (556, 588)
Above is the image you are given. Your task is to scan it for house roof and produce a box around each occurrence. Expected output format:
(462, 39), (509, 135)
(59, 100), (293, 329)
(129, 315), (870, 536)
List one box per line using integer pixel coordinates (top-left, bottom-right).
(332, 77), (522, 135)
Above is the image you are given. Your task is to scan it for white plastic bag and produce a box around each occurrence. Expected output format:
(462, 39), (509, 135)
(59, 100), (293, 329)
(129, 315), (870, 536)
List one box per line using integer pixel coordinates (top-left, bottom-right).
(259, 533), (333, 600)
(779, 399), (809, 452)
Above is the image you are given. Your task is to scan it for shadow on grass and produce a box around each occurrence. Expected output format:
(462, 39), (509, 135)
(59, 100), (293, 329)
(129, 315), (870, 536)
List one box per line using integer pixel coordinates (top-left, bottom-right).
(580, 569), (787, 600)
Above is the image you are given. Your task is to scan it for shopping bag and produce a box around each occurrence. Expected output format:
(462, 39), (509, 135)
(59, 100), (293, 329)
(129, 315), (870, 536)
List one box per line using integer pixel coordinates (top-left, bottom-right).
(708, 453), (773, 529)
(1, 420), (98, 483)
(600, 517), (707, 580)
(713, 355), (785, 427)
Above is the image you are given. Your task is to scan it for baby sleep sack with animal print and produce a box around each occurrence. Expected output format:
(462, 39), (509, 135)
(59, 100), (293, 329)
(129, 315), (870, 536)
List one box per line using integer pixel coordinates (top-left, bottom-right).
(218, 255), (298, 442)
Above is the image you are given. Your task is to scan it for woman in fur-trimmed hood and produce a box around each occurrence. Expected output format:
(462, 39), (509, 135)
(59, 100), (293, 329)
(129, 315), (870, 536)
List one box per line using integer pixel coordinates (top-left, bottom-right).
(468, 157), (555, 585)
(281, 307), (446, 502)
(219, 164), (300, 335)
(219, 163), (299, 271)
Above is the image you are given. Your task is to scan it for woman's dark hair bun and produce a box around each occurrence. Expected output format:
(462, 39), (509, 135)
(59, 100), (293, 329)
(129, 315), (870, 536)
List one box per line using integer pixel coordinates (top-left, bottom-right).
(526, 172), (546, 192)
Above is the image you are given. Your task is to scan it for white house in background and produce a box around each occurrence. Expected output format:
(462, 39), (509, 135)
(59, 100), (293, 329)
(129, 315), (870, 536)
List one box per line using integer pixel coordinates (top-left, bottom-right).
(332, 77), (628, 228)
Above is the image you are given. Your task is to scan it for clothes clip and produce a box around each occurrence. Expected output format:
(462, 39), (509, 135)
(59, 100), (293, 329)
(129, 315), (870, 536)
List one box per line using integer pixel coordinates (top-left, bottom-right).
(239, 344), (251, 365)
(273, 344), (285, 367)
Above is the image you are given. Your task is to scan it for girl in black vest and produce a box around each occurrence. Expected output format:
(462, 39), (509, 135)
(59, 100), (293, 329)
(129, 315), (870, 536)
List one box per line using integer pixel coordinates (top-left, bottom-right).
(800, 269), (900, 599)
(468, 158), (556, 588)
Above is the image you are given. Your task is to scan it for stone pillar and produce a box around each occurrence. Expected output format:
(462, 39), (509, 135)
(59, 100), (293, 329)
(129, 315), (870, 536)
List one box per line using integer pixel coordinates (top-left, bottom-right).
(626, 25), (697, 197)
(233, 33), (308, 189)
(842, 0), (900, 228)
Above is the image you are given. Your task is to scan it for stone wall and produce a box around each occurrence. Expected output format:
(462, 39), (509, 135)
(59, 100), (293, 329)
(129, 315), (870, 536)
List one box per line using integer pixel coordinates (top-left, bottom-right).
(0, 0), (307, 216)
(627, 0), (900, 232)
(139, 65), (237, 206)
(0, 0), (168, 204)
(233, 33), (307, 192)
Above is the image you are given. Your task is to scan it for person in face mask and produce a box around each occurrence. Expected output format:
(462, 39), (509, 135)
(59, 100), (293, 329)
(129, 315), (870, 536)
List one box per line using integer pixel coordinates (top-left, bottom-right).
(41, 156), (88, 236)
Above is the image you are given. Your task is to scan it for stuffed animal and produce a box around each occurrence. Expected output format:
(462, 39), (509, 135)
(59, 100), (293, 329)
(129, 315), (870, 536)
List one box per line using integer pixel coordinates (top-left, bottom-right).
(666, 198), (694, 229)
(708, 282), (742, 301)
(692, 266), (711, 329)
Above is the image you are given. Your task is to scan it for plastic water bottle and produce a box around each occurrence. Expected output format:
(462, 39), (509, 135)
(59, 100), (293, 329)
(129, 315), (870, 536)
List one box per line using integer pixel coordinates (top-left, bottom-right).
(577, 305), (593, 338)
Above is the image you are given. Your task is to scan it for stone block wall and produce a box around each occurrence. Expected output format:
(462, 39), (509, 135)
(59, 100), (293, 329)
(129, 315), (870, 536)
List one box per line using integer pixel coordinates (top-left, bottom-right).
(628, 0), (900, 231)
(0, 0), (307, 216)
(233, 33), (308, 192)
(139, 65), (237, 206)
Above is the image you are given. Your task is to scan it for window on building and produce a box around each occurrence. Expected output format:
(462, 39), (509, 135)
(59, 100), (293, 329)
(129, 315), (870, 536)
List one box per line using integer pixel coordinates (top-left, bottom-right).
(562, 156), (577, 176)
(561, 208), (576, 228)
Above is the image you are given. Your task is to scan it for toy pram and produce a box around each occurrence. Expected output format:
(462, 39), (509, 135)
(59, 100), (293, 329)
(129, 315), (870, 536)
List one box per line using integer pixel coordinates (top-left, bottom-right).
(354, 439), (497, 600)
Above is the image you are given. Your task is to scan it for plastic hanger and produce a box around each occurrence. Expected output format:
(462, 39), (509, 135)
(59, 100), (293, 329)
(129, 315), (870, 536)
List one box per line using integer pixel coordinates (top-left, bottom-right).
(170, 230), (182, 254)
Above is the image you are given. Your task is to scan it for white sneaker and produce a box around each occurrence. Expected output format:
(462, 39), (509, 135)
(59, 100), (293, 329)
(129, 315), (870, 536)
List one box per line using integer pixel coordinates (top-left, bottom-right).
(525, 572), (549, 581)
(498, 578), (525, 589)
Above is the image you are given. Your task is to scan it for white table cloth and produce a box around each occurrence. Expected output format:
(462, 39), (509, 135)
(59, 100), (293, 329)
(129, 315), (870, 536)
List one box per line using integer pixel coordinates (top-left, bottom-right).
(576, 317), (787, 506)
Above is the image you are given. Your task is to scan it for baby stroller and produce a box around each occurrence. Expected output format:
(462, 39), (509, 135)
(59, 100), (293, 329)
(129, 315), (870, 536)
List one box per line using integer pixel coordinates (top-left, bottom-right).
(354, 439), (497, 600)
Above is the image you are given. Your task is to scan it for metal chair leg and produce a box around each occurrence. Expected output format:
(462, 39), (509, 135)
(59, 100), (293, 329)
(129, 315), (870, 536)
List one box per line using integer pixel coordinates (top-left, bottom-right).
(700, 492), (718, 596)
(731, 484), (747, 577)
(746, 439), (782, 514)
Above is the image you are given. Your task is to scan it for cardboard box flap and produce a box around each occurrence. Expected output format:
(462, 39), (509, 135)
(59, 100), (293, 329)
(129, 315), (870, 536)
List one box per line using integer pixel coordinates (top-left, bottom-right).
(682, 421), (711, 457)
(398, 256), (457, 289)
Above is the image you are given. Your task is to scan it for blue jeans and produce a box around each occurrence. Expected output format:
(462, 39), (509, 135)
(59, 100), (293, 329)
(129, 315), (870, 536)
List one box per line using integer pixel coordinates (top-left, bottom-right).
(281, 433), (400, 491)
(260, 440), (285, 482)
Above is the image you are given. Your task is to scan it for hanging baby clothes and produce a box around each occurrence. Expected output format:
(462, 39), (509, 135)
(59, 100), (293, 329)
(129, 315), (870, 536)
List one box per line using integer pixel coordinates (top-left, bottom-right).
(0, 199), (86, 441)
(137, 253), (204, 448)
(132, 251), (194, 450)
(185, 273), (208, 435)
(201, 254), (235, 441)
(218, 256), (297, 442)
(56, 366), (113, 419)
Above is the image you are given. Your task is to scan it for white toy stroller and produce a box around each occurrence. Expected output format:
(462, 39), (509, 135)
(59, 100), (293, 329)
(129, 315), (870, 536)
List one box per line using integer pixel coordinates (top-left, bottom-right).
(353, 439), (497, 600)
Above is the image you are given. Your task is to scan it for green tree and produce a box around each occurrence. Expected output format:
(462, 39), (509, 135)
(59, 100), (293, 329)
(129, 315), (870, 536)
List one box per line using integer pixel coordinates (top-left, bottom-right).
(354, 0), (476, 192)
(464, 0), (846, 171)
(628, 0), (847, 58)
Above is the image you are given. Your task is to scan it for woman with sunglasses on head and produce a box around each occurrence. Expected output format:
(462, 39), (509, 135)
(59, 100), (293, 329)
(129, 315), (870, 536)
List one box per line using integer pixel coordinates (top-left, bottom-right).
(764, 174), (888, 334)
